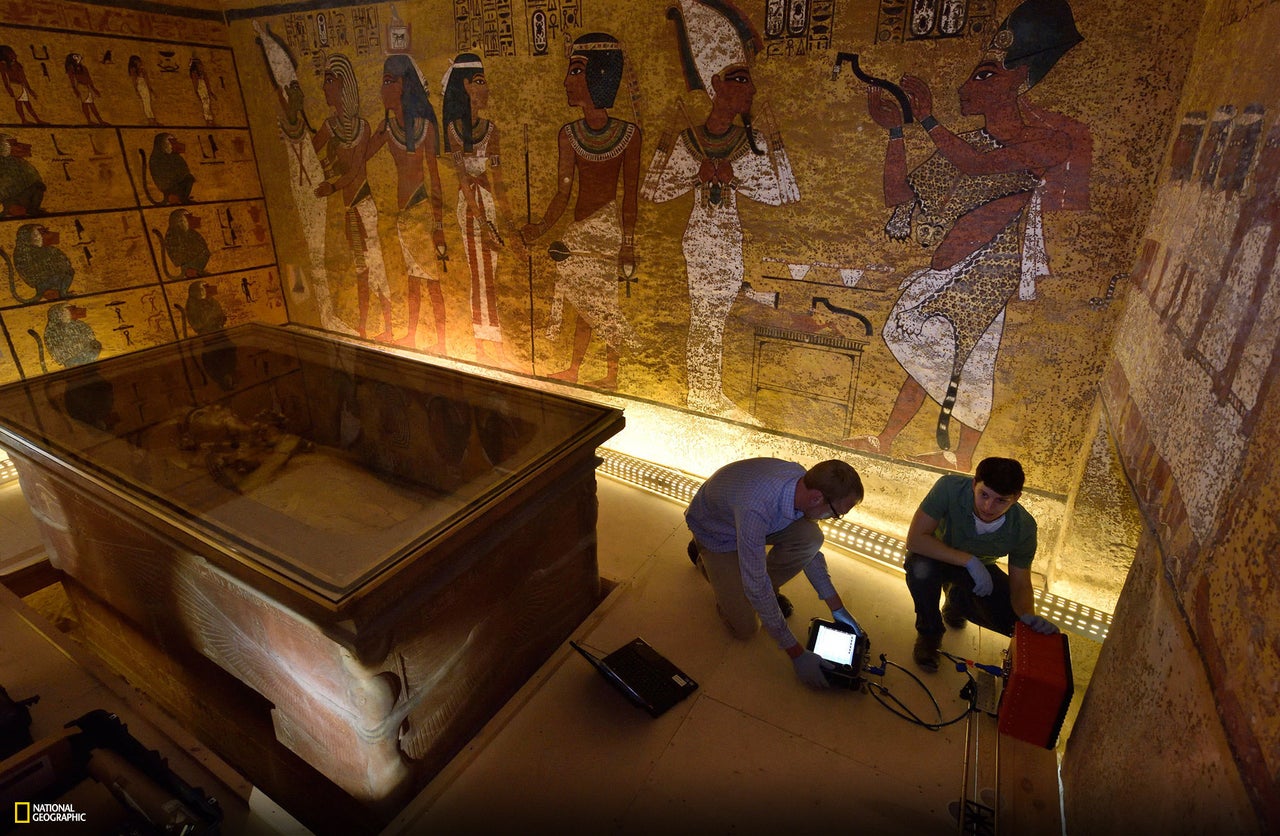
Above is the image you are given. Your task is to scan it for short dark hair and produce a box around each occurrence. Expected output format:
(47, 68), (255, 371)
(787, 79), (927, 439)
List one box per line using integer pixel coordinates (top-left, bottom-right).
(974, 457), (1025, 496)
(804, 460), (864, 506)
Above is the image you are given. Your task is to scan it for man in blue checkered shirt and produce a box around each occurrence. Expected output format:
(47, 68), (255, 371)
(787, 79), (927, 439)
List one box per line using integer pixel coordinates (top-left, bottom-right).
(686, 458), (864, 688)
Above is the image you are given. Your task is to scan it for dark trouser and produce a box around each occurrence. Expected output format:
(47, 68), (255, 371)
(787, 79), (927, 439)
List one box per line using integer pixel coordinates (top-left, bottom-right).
(904, 552), (1018, 637)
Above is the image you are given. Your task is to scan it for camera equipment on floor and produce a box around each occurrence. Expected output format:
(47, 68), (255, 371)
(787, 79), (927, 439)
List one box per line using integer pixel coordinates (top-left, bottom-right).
(0, 706), (223, 834)
(997, 621), (1074, 748)
(805, 616), (870, 688)
(0, 686), (37, 760)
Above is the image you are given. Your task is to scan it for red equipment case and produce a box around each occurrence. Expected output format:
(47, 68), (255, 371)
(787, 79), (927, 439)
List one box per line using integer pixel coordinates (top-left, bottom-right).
(997, 622), (1074, 748)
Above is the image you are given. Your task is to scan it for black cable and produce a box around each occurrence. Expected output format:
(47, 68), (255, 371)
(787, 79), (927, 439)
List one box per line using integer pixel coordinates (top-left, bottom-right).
(863, 652), (980, 731)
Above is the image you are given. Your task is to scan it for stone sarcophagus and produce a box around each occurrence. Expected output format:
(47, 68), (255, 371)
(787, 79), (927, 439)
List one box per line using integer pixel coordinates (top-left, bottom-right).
(0, 325), (623, 826)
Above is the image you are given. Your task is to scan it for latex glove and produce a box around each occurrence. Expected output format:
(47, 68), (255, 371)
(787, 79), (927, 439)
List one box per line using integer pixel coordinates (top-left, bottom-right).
(831, 607), (863, 635)
(965, 556), (993, 597)
(1020, 613), (1060, 635)
(791, 650), (832, 689)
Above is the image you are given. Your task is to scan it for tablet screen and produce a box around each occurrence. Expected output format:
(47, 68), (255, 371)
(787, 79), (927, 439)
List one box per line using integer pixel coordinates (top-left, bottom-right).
(812, 623), (859, 667)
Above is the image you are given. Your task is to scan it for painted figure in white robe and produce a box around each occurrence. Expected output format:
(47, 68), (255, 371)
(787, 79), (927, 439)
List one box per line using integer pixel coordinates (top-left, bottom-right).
(443, 53), (522, 370)
(253, 22), (353, 334)
(643, 0), (798, 418)
(313, 52), (393, 341)
(523, 32), (640, 388)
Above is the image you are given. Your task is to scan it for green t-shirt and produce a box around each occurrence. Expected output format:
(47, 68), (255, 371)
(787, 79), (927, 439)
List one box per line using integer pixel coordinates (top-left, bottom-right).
(918, 474), (1036, 570)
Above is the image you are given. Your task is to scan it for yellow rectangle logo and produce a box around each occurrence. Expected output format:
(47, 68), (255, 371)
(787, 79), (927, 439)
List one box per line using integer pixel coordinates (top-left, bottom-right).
(14, 801), (31, 824)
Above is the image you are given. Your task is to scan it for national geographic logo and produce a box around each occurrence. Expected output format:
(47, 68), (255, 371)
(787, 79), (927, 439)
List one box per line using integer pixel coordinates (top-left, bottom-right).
(13, 801), (88, 823)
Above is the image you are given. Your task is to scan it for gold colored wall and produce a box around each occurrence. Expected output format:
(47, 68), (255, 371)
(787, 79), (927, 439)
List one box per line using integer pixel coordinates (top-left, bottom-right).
(1063, 0), (1280, 830)
(0, 0), (284, 387)
(222, 0), (1198, 493)
(0, 0), (1199, 499)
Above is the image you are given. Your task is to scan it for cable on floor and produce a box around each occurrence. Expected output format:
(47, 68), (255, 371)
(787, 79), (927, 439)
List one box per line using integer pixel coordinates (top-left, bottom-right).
(860, 650), (981, 731)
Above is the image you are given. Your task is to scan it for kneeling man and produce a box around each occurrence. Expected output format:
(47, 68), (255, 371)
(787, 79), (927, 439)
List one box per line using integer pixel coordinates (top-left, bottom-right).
(686, 458), (864, 689)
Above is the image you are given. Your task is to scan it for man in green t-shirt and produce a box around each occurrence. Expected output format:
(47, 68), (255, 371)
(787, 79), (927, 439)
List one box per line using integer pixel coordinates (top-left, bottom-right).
(904, 457), (1059, 672)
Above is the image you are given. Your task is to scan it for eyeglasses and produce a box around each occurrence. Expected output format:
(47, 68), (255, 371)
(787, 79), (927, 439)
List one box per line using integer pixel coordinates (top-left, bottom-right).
(825, 498), (844, 520)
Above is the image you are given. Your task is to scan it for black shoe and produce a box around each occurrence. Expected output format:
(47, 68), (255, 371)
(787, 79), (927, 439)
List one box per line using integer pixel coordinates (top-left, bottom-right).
(776, 593), (793, 618)
(942, 599), (967, 630)
(687, 539), (699, 566)
(913, 633), (941, 673)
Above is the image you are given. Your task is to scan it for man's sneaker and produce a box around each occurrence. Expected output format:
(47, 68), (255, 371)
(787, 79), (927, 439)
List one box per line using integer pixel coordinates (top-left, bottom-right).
(942, 599), (967, 629)
(776, 593), (794, 618)
(913, 633), (941, 673)
(687, 539), (699, 566)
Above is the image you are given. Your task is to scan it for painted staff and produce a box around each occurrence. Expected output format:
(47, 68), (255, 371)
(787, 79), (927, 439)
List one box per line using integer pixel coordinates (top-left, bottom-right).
(832, 52), (913, 123)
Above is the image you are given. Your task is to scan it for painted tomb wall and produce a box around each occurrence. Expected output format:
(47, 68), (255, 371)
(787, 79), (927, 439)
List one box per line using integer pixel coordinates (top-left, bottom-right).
(1062, 0), (1280, 831)
(218, 0), (1198, 499)
(0, 0), (284, 388)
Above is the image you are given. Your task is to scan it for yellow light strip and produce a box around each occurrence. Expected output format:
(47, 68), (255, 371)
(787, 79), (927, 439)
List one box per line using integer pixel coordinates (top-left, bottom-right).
(597, 447), (1111, 642)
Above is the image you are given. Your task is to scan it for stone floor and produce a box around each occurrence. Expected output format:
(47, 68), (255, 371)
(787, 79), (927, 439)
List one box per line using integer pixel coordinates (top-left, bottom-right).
(0, 462), (1098, 835)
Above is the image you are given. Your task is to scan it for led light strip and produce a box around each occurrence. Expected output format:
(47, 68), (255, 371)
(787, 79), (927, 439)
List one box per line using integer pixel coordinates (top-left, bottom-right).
(597, 447), (1112, 642)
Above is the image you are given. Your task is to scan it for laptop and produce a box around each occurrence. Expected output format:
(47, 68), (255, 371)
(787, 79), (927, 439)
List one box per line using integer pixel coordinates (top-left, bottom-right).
(805, 617), (871, 689)
(569, 637), (698, 718)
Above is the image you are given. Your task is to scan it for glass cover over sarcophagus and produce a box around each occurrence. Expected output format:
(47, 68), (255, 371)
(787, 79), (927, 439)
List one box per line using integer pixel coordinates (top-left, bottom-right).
(0, 324), (624, 825)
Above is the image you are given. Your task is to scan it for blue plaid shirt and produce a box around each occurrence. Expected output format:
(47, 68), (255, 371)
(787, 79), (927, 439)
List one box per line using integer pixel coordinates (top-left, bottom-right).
(686, 458), (836, 648)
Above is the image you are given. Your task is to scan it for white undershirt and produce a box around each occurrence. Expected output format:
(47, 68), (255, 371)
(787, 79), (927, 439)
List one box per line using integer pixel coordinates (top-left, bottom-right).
(973, 514), (1006, 536)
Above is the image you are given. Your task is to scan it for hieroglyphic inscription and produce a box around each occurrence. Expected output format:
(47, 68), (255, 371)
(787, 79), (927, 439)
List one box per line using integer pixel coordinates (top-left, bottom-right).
(455, 0), (516, 57)
(277, 6), (382, 68)
(763, 0), (835, 57)
(875, 0), (997, 44)
(523, 0), (582, 56)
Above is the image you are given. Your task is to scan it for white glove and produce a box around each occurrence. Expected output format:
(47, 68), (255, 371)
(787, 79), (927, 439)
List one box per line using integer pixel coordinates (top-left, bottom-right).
(1020, 613), (1060, 634)
(792, 650), (832, 689)
(964, 556), (993, 597)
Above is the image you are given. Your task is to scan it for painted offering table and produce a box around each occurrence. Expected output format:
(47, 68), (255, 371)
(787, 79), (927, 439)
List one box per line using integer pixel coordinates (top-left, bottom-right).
(0, 324), (623, 828)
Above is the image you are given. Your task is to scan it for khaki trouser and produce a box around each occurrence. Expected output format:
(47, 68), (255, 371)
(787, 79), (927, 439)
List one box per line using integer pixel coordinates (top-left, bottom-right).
(692, 517), (823, 638)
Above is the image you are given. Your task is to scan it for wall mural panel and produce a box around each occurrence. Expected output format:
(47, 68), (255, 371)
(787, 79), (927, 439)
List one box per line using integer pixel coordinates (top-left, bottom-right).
(0, 0), (1172, 491)
(0, 129), (138, 212)
(223, 0), (1193, 492)
(0, 10), (283, 386)
(142, 199), (276, 279)
(1123, 105), (1280, 551)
